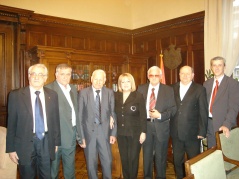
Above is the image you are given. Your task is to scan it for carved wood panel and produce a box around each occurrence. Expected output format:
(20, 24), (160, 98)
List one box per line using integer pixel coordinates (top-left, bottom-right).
(0, 22), (15, 127)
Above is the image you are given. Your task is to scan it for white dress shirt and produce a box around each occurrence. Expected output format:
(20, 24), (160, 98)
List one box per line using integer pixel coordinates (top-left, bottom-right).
(58, 82), (76, 126)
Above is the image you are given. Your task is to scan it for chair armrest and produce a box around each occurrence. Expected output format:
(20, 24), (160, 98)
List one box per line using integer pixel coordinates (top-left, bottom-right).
(183, 174), (194, 179)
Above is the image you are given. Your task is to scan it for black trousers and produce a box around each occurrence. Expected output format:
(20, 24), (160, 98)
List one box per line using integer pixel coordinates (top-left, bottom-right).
(117, 135), (142, 179)
(143, 122), (168, 179)
(19, 134), (51, 179)
(172, 136), (201, 179)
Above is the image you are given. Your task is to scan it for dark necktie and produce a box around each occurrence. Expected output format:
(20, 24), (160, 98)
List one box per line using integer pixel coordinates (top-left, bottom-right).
(35, 91), (45, 140)
(149, 88), (156, 110)
(210, 80), (219, 113)
(95, 90), (101, 123)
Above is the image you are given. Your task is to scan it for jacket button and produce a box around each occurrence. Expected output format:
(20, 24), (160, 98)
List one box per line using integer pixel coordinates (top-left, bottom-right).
(122, 124), (124, 126)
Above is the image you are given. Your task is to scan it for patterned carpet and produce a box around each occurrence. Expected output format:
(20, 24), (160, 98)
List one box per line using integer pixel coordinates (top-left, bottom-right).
(17, 145), (176, 178)
(58, 145), (176, 179)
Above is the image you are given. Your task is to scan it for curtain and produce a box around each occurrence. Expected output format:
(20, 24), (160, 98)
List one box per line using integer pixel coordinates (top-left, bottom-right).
(222, 0), (239, 76)
(204, 0), (223, 72)
(205, 0), (239, 76)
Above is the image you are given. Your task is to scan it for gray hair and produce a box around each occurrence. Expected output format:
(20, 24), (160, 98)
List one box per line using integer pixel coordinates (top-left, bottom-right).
(28, 64), (48, 75)
(210, 56), (226, 66)
(147, 66), (162, 75)
(56, 63), (72, 73)
(92, 69), (106, 78)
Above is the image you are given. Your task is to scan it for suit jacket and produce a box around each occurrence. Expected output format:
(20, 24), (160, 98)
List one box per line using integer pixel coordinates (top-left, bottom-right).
(137, 83), (177, 141)
(203, 75), (239, 133)
(45, 81), (82, 147)
(6, 86), (61, 164)
(78, 86), (117, 143)
(170, 82), (208, 141)
(115, 91), (147, 137)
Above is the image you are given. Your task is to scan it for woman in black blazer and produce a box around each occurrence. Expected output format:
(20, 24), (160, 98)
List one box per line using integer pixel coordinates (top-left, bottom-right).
(115, 73), (147, 179)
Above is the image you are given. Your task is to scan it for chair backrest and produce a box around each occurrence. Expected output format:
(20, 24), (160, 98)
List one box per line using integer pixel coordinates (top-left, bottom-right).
(0, 126), (8, 169)
(185, 147), (226, 179)
(0, 126), (17, 179)
(216, 127), (239, 171)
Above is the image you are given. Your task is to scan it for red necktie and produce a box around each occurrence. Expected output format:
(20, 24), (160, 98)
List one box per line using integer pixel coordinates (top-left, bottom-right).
(149, 88), (156, 110)
(210, 80), (219, 113)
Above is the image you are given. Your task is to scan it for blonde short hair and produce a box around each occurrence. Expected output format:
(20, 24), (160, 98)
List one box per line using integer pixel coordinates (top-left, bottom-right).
(118, 73), (136, 92)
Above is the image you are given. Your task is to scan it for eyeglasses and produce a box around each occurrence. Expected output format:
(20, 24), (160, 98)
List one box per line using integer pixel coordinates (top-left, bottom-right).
(148, 74), (160, 78)
(29, 72), (47, 78)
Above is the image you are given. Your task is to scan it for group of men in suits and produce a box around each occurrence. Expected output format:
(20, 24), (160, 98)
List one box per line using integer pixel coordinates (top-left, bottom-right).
(170, 56), (239, 179)
(6, 55), (239, 179)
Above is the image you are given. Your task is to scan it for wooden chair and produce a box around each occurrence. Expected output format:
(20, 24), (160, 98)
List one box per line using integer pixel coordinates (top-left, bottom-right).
(216, 127), (239, 178)
(0, 126), (17, 179)
(183, 174), (194, 179)
(184, 147), (227, 179)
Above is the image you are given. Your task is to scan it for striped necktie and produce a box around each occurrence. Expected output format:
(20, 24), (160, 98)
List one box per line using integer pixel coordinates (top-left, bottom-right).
(95, 90), (101, 123)
(149, 88), (156, 110)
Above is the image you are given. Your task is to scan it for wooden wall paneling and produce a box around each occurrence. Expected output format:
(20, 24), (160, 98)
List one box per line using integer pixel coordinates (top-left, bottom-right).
(72, 36), (86, 50)
(117, 41), (131, 54)
(128, 56), (147, 87)
(133, 12), (205, 85)
(28, 31), (46, 47)
(51, 34), (66, 47)
(192, 49), (205, 85)
(105, 39), (117, 53)
(28, 46), (73, 84)
(26, 23), (132, 56)
(133, 38), (145, 54)
(0, 22), (15, 127)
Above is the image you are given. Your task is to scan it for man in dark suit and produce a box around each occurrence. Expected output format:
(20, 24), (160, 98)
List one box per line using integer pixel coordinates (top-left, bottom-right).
(138, 66), (177, 179)
(171, 66), (208, 179)
(78, 69), (117, 179)
(6, 64), (61, 179)
(203, 56), (239, 148)
(45, 64), (82, 179)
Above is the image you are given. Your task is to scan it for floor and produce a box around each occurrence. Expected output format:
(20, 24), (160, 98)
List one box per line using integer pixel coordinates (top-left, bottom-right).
(17, 145), (176, 179)
(59, 145), (176, 179)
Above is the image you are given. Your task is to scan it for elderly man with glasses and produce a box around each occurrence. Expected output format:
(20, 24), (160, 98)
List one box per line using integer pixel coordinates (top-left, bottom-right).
(138, 66), (177, 179)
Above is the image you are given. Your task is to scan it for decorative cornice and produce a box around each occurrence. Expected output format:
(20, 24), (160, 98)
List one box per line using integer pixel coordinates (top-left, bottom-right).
(0, 12), (18, 18)
(29, 16), (132, 35)
(132, 12), (205, 36)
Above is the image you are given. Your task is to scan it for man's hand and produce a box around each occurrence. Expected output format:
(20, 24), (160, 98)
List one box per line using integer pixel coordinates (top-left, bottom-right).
(219, 126), (230, 138)
(110, 116), (114, 129)
(139, 132), (146, 144)
(55, 146), (58, 153)
(80, 139), (86, 148)
(110, 136), (116, 144)
(149, 109), (161, 119)
(197, 135), (204, 139)
(9, 152), (19, 164)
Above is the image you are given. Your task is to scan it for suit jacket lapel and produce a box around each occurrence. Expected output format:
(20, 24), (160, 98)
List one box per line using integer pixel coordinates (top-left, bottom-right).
(142, 83), (150, 103)
(43, 87), (51, 122)
(101, 87), (107, 110)
(206, 78), (214, 103)
(54, 81), (71, 108)
(181, 82), (195, 101)
(174, 83), (181, 102)
(22, 87), (33, 116)
(214, 76), (227, 103)
(124, 92), (136, 105)
(89, 87), (95, 110)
